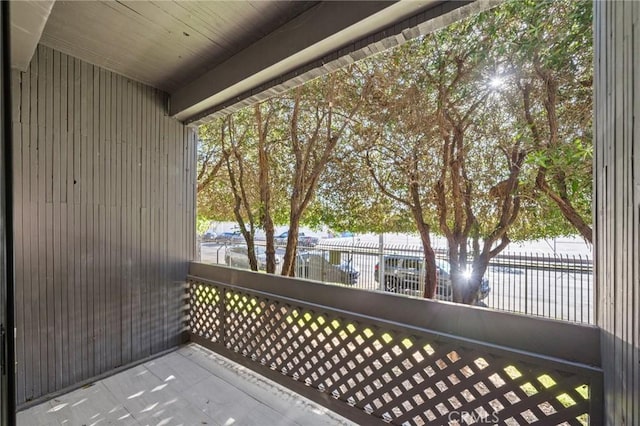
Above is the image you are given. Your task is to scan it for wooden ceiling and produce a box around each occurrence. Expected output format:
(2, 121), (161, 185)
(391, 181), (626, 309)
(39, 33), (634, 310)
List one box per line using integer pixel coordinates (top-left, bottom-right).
(39, 1), (316, 92)
(11, 0), (490, 123)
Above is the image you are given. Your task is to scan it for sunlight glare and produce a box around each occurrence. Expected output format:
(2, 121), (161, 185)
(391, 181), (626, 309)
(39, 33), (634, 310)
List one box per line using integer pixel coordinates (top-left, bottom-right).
(152, 383), (168, 392)
(162, 398), (178, 407)
(48, 403), (68, 412)
(140, 402), (159, 413)
(71, 398), (87, 407)
(489, 76), (504, 89)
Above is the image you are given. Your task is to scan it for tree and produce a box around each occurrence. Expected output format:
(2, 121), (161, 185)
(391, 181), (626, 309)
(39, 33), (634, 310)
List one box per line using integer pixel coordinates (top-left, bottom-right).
(278, 67), (373, 277)
(220, 113), (262, 271)
(423, 14), (527, 304)
(254, 102), (280, 273)
(356, 52), (441, 298)
(195, 0), (593, 295)
(359, 6), (534, 303)
(495, 0), (593, 243)
(197, 119), (237, 224)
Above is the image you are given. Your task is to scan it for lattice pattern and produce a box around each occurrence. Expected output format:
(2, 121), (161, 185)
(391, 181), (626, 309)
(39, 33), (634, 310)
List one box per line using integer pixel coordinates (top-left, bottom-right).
(188, 280), (596, 425)
(188, 284), (223, 342)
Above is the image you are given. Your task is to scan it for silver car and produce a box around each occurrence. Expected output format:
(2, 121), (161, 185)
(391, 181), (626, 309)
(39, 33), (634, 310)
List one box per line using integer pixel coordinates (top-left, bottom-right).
(225, 245), (281, 271)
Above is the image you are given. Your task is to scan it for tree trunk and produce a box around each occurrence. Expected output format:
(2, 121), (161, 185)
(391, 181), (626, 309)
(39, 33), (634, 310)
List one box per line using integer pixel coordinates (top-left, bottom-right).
(449, 245), (467, 304)
(263, 217), (276, 273)
(244, 233), (259, 272)
(280, 214), (301, 277)
(256, 104), (277, 273)
(415, 218), (437, 299)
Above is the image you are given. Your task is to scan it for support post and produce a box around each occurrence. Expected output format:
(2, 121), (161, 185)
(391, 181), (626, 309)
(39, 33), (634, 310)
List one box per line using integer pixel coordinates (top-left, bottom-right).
(378, 234), (385, 291)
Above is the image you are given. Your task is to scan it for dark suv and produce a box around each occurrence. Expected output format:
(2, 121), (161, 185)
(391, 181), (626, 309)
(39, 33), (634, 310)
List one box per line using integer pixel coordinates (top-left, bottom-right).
(374, 255), (490, 301)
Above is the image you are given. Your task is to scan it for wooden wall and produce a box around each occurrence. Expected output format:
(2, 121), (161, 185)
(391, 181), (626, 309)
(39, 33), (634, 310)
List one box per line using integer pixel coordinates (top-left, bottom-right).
(10, 45), (196, 405)
(594, 2), (640, 425)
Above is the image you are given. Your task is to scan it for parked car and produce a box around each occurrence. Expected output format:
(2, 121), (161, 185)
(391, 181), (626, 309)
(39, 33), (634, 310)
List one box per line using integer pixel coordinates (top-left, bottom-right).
(225, 245), (281, 271)
(202, 232), (217, 242)
(214, 231), (243, 244)
(374, 255), (490, 301)
(274, 231), (319, 247)
(295, 250), (359, 285)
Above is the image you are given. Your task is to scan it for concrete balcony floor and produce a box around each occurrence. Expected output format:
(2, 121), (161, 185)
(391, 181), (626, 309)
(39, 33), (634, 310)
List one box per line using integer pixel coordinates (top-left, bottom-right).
(18, 344), (354, 426)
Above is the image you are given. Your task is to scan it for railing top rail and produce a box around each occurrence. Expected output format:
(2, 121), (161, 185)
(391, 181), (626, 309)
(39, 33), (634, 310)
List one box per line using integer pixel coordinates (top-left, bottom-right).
(189, 262), (601, 368)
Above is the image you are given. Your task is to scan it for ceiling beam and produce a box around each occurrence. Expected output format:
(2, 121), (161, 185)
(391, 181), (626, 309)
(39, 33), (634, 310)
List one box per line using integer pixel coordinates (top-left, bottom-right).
(169, 0), (438, 122)
(10, 0), (55, 71)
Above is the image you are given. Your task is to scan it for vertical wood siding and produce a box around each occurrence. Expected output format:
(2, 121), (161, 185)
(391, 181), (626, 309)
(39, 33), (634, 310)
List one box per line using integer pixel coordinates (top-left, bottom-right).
(11, 45), (196, 405)
(595, 2), (640, 425)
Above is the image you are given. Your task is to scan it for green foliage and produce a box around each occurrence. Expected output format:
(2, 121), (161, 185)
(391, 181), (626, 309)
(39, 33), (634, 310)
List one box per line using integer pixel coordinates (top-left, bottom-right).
(196, 0), (593, 245)
(196, 216), (212, 235)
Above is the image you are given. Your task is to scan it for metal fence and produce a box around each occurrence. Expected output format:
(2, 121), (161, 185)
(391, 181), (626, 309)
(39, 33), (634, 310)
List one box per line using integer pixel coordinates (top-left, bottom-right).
(199, 240), (594, 324)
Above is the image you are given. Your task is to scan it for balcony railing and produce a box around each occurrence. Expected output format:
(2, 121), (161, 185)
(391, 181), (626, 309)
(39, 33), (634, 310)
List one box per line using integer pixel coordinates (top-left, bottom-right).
(187, 262), (602, 425)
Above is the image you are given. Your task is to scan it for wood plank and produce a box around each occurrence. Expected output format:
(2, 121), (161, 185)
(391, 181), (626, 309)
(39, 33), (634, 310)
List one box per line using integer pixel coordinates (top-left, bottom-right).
(104, 70), (115, 369)
(29, 52), (38, 205)
(70, 56), (82, 387)
(59, 56), (70, 388)
(633, 4), (640, 424)
(36, 46), (49, 397)
(128, 82), (139, 360)
(160, 94), (169, 348)
(91, 65), (101, 377)
(63, 53), (75, 385)
(36, 45), (45, 129)
(621, 3), (631, 422)
(170, 119), (182, 345)
(45, 46), (54, 204)
(151, 89), (160, 354)
(121, 76), (132, 365)
(13, 120), (25, 404)
(52, 50), (61, 203)
(52, 202), (62, 389)
(11, 70), (21, 123)
(95, 67), (103, 375)
(59, 55), (68, 205)
(14, 72), (28, 404)
(142, 86), (152, 355)
(613, 2), (623, 420)
(59, 197), (70, 390)
(72, 201), (83, 385)
(159, 114), (166, 347)
(73, 57), (81, 204)
(51, 50), (63, 392)
(80, 56), (89, 382)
